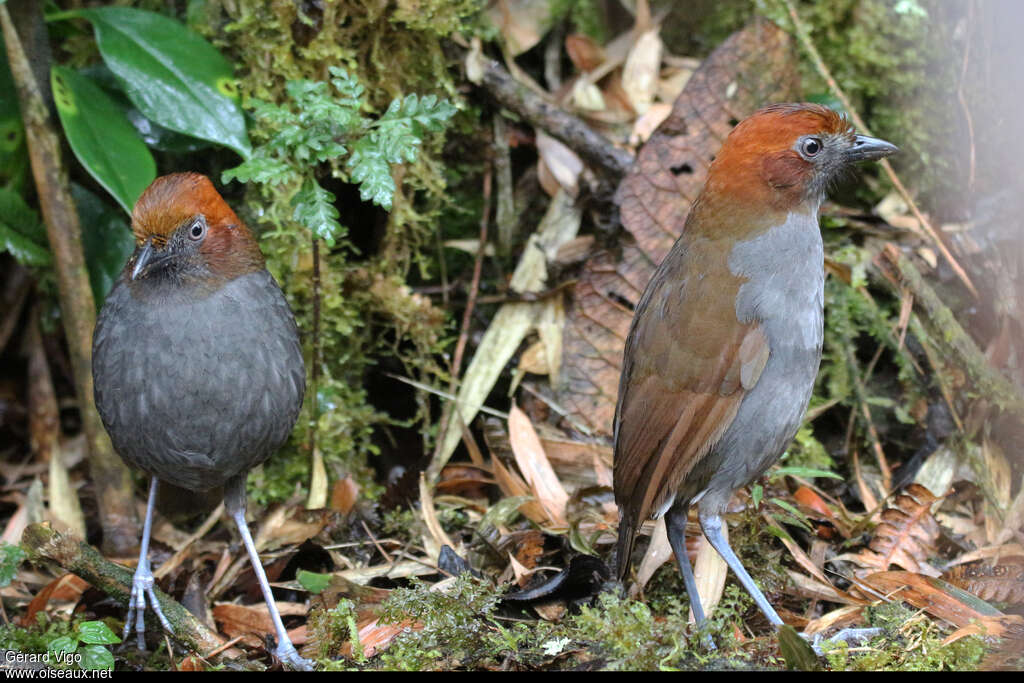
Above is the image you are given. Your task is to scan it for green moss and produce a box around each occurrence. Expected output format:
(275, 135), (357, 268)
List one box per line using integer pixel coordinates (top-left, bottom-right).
(821, 602), (986, 671)
(375, 574), (503, 670)
(183, 0), (477, 501)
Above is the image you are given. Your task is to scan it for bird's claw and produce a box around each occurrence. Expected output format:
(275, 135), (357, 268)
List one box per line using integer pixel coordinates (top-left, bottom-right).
(123, 562), (172, 650)
(274, 641), (314, 671)
(801, 626), (883, 655)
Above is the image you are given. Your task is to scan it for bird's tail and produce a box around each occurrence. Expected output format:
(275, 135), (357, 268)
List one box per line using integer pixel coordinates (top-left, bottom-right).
(614, 512), (637, 583)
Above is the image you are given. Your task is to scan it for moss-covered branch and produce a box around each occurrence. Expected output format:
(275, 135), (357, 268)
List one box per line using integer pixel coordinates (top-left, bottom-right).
(20, 523), (224, 657)
(874, 244), (1024, 419)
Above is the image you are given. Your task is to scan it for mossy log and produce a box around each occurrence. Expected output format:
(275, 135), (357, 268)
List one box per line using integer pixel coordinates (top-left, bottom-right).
(20, 523), (225, 659)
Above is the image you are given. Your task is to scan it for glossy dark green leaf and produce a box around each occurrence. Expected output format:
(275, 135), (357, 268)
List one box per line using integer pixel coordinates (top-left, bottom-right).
(0, 186), (50, 266)
(76, 620), (121, 646)
(73, 184), (135, 307)
(51, 66), (155, 213)
(79, 63), (212, 154)
(79, 644), (114, 671)
(57, 7), (251, 158)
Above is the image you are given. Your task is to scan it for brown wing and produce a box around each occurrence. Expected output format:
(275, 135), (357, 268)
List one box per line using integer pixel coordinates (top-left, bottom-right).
(613, 236), (769, 578)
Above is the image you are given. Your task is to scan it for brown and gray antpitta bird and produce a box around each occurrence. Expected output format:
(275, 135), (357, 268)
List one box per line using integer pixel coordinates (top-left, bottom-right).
(613, 103), (896, 630)
(92, 173), (310, 669)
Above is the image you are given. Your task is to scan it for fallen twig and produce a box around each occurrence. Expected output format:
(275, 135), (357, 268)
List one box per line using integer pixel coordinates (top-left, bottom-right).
(21, 523), (225, 657)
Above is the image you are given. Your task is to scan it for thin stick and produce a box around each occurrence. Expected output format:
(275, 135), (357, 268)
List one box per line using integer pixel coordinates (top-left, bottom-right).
(779, 0), (978, 298)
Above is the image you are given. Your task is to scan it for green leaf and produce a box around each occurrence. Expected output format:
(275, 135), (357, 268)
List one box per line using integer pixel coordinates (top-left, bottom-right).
(0, 542), (26, 588)
(770, 466), (843, 481)
(768, 498), (813, 532)
(55, 7), (251, 158)
(296, 569), (331, 595)
(0, 223), (50, 266)
(348, 138), (394, 210)
(47, 635), (78, 660)
(0, 186), (44, 241)
(222, 154), (296, 186)
(76, 620), (121, 645)
(51, 66), (155, 213)
(0, 186), (49, 265)
(73, 184), (135, 307)
(291, 178), (341, 245)
(750, 483), (763, 509)
(79, 644), (115, 671)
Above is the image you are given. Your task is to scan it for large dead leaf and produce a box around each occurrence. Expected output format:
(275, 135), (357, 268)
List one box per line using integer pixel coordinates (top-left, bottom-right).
(857, 571), (1005, 628)
(942, 556), (1024, 605)
(556, 19), (799, 434)
(840, 484), (944, 577)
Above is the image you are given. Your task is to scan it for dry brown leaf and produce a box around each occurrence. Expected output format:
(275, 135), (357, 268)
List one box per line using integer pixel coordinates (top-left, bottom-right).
(490, 453), (547, 524)
(803, 605), (867, 635)
(255, 507), (328, 553)
(213, 602), (306, 648)
(22, 573), (88, 625)
(565, 33), (605, 71)
(508, 405), (569, 527)
(693, 528), (727, 622)
(556, 19), (799, 434)
(793, 485), (834, 520)
(537, 131), (584, 196)
(330, 475), (360, 515)
(857, 571), (999, 628)
(846, 484), (943, 577)
(419, 472), (456, 558)
(942, 556), (1024, 604)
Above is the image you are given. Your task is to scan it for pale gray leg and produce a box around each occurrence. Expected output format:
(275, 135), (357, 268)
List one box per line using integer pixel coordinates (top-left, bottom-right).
(666, 505), (715, 649)
(224, 476), (313, 671)
(124, 477), (173, 649)
(698, 508), (784, 628)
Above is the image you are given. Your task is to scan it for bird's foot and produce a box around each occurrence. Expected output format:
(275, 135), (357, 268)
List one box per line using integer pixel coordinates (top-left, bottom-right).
(273, 640), (314, 671)
(802, 627), (883, 655)
(123, 563), (172, 650)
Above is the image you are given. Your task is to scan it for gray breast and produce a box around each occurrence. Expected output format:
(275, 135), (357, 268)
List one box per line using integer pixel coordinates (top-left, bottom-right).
(92, 270), (305, 491)
(683, 212), (825, 507)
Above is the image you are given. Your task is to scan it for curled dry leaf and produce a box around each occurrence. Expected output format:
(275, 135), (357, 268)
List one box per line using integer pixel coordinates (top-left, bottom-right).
(844, 484), (944, 577)
(942, 556), (1024, 605)
(556, 19), (799, 434)
(537, 131), (584, 196)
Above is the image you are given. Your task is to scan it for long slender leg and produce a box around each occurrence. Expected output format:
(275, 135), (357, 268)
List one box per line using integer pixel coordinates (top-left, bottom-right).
(665, 505), (715, 649)
(665, 505), (706, 625)
(698, 508), (783, 628)
(224, 476), (313, 671)
(124, 477), (173, 649)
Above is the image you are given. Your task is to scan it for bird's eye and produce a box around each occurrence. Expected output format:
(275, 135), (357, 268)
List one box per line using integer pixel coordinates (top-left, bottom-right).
(188, 219), (206, 241)
(801, 137), (822, 157)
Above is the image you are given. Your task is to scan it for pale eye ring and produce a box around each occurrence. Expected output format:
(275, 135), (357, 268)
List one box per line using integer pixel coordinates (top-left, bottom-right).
(801, 137), (822, 157)
(188, 218), (206, 241)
